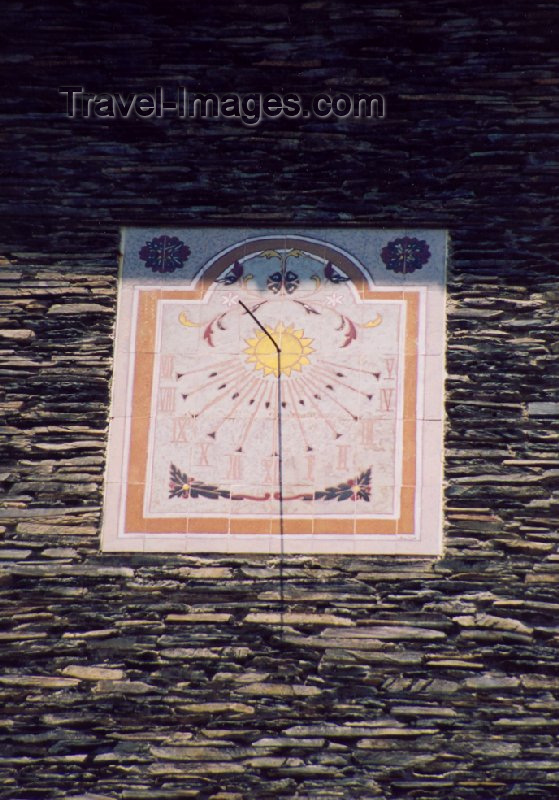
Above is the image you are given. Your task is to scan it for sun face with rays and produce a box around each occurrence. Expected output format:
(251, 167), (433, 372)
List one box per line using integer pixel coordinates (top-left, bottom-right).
(244, 322), (314, 377)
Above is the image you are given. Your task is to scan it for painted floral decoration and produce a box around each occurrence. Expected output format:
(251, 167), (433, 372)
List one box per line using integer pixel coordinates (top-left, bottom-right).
(169, 464), (230, 500)
(170, 463), (372, 503)
(324, 262), (350, 283)
(314, 468), (372, 502)
(140, 235), (191, 274)
(267, 269), (299, 294)
(217, 261), (244, 286)
(381, 237), (430, 274)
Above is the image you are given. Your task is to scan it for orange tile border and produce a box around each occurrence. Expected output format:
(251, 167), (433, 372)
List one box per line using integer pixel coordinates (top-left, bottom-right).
(124, 270), (419, 539)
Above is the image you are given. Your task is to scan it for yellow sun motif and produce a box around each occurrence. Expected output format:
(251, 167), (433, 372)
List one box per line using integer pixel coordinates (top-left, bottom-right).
(244, 322), (314, 377)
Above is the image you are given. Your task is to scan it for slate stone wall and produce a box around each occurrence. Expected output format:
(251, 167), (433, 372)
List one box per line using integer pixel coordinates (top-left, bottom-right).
(2, 2), (559, 798)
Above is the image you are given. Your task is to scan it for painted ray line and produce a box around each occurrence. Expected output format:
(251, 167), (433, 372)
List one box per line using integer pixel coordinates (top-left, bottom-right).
(236, 377), (271, 451)
(253, 381), (280, 457)
(267, 381), (280, 456)
(318, 357), (380, 376)
(232, 376), (268, 450)
(285, 380), (312, 451)
(312, 363), (376, 399)
(193, 370), (252, 419)
(295, 378), (340, 437)
(303, 370), (359, 422)
(211, 374), (271, 440)
(177, 357), (234, 377)
(179, 360), (240, 388)
(180, 361), (241, 398)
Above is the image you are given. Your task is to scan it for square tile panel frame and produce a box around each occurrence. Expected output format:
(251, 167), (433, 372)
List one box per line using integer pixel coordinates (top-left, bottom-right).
(102, 227), (447, 554)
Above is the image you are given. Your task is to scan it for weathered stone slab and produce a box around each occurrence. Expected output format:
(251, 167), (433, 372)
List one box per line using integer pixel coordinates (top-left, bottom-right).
(327, 625), (446, 641)
(62, 666), (125, 681)
(528, 402), (559, 416)
(177, 703), (254, 715)
(47, 303), (113, 315)
(244, 612), (354, 627)
(92, 680), (153, 695)
(464, 674), (521, 690)
(9, 564), (134, 578)
(0, 675), (79, 688)
(166, 613), (233, 623)
(235, 683), (321, 697)
(453, 613), (533, 636)
(0, 329), (35, 340)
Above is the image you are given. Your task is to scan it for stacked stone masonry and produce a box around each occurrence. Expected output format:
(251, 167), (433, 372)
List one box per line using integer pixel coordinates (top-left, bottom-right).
(1, 1), (559, 798)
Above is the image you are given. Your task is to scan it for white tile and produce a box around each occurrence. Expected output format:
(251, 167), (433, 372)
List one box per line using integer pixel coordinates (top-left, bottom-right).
(143, 536), (186, 553)
(418, 483), (444, 555)
(104, 417), (127, 484)
(423, 286), (447, 355)
(422, 355), (445, 421)
(100, 481), (125, 551)
(421, 420), (445, 487)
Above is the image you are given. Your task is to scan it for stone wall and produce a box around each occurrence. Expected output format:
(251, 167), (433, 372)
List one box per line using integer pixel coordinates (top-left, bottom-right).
(2, 2), (559, 798)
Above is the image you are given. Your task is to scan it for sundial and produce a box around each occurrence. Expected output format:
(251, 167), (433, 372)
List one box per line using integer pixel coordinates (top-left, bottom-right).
(102, 228), (446, 554)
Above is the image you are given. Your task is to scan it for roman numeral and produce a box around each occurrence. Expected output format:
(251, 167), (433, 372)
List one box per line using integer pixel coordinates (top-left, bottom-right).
(336, 444), (350, 471)
(195, 442), (211, 467)
(361, 419), (374, 446)
(384, 357), (396, 379)
(380, 388), (395, 412)
(228, 453), (243, 481)
(306, 454), (315, 481)
(263, 457), (278, 484)
(158, 387), (175, 413)
(160, 354), (174, 379)
(172, 417), (189, 442)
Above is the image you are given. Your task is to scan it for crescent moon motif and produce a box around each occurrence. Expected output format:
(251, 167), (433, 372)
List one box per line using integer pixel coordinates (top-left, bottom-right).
(362, 314), (382, 329)
(178, 312), (200, 328)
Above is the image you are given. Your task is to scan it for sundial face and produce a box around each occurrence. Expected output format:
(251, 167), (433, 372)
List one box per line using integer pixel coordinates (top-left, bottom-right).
(103, 229), (446, 554)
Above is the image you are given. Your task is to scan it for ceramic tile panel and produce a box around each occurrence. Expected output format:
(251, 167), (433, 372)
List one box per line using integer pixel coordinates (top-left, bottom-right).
(102, 228), (447, 554)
